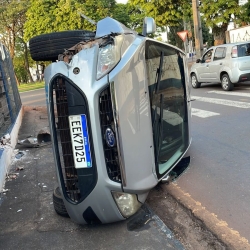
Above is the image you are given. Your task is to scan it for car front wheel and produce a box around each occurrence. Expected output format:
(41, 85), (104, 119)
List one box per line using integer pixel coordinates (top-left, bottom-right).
(221, 74), (233, 91)
(191, 73), (201, 88)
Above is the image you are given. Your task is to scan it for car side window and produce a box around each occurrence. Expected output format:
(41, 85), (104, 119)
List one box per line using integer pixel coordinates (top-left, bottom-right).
(214, 47), (226, 61)
(202, 49), (213, 63)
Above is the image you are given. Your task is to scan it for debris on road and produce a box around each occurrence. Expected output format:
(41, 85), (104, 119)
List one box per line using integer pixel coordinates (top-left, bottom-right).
(0, 133), (12, 149)
(0, 133), (10, 145)
(17, 128), (51, 148)
(37, 128), (51, 144)
(16, 166), (24, 171)
(17, 138), (39, 148)
(6, 173), (19, 180)
(15, 151), (24, 159)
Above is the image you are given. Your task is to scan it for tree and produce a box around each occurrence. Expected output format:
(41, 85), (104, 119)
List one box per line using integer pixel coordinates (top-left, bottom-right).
(167, 25), (185, 49)
(201, 19), (213, 48)
(24, 0), (83, 41)
(0, 0), (29, 59)
(13, 35), (35, 83)
(200, 0), (241, 45)
(24, 0), (117, 42)
(0, 0), (33, 83)
(112, 3), (131, 27)
(129, 0), (188, 28)
(240, 0), (250, 25)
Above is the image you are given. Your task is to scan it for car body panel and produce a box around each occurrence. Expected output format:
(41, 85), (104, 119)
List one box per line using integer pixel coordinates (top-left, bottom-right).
(109, 38), (158, 193)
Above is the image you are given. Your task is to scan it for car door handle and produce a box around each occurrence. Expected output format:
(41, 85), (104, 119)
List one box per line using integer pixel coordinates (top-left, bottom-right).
(220, 63), (222, 65)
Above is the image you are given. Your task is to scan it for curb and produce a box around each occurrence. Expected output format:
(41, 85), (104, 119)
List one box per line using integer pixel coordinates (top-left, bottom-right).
(164, 183), (250, 250)
(0, 106), (24, 191)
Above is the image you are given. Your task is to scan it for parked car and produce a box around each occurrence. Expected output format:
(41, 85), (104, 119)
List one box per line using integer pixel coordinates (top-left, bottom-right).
(29, 17), (191, 225)
(190, 42), (250, 91)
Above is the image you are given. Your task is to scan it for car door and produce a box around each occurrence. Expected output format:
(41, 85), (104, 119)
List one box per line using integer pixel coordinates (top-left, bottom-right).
(145, 40), (190, 179)
(207, 47), (227, 81)
(196, 49), (214, 81)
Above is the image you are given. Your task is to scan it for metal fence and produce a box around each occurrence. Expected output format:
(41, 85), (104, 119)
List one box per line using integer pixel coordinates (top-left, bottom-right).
(0, 43), (22, 139)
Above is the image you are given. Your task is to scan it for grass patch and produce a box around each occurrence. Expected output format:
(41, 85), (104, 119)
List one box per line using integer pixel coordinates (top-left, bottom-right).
(18, 81), (45, 93)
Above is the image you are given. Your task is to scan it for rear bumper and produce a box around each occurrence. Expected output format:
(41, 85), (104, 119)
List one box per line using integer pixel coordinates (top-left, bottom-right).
(238, 73), (250, 82)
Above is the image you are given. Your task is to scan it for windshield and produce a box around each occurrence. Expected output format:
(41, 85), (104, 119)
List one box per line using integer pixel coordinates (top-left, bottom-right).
(145, 41), (189, 178)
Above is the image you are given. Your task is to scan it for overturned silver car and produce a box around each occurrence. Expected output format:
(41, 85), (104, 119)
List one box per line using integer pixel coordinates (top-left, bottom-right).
(29, 17), (192, 224)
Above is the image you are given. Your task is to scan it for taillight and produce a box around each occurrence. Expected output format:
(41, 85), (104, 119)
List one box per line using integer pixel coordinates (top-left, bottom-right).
(232, 46), (238, 58)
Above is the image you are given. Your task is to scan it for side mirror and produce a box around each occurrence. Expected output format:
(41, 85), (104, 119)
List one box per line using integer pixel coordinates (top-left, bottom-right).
(142, 17), (156, 36)
(196, 59), (201, 63)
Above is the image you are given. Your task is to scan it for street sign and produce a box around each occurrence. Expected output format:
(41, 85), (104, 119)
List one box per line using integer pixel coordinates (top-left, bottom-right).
(177, 30), (188, 42)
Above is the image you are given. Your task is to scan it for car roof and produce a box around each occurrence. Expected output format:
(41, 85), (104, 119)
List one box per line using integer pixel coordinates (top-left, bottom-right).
(208, 41), (250, 50)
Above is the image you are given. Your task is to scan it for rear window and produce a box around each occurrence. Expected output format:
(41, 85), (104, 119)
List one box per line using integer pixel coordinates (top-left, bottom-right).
(237, 43), (250, 57)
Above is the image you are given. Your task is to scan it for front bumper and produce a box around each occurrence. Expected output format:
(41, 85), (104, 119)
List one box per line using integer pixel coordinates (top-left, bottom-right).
(47, 73), (126, 224)
(45, 58), (148, 224)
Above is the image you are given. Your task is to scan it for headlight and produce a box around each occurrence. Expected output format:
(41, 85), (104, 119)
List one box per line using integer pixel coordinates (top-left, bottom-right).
(96, 35), (123, 79)
(111, 191), (142, 218)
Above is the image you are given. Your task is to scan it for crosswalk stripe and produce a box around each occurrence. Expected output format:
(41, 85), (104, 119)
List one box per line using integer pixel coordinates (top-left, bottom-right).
(208, 91), (250, 98)
(192, 108), (220, 118)
(192, 96), (250, 108)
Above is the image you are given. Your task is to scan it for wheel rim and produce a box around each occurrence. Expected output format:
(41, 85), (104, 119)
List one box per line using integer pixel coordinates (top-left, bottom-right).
(222, 77), (228, 89)
(191, 75), (197, 87)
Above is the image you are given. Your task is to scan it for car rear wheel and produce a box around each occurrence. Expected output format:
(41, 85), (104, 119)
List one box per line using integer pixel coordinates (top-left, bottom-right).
(191, 73), (201, 88)
(221, 74), (233, 91)
(29, 30), (95, 61)
(52, 187), (69, 217)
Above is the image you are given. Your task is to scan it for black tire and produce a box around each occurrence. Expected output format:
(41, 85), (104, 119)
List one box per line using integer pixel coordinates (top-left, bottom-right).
(29, 30), (95, 61)
(191, 73), (201, 88)
(52, 187), (69, 217)
(221, 73), (233, 91)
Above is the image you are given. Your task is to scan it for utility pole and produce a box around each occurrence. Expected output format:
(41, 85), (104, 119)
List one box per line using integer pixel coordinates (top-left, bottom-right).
(192, 0), (204, 58)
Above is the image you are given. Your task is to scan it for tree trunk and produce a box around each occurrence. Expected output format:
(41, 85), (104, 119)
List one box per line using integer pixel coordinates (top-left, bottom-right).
(23, 41), (34, 83)
(212, 23), (228, 46)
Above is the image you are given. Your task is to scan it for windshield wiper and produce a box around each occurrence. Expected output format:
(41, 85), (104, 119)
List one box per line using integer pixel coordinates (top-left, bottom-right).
(152, 94), (164, 166)
(155, 51), (164, 94)
(152, 51), (164, 166)
(157, 94), (164, 163)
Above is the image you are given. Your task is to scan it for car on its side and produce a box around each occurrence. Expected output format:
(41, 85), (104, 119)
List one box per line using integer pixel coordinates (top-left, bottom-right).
(190, 41), (250, 91)
(29, 17), (191, 225)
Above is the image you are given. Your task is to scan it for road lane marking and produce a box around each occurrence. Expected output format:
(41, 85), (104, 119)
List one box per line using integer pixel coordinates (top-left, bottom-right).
(192, 96), (250, 108)
(192, 108), (220, 118)
(208, 90), (250, 98)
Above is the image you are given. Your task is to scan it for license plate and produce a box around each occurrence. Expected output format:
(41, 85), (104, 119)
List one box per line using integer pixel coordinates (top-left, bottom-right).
(68, 114), (92, 168)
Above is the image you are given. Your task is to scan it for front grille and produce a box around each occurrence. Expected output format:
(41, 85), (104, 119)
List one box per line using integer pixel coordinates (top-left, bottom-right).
(50, 75), (97, 203)
(99, 87), (121, 183)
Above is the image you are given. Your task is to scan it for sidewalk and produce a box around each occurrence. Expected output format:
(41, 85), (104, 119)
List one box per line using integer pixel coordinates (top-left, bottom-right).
(0, 106), (185, 250)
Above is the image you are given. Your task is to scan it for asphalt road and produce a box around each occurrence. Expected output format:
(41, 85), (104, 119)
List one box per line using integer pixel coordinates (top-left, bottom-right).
(19, 82), (250, 246)
(20, 88), (46, 106)
(178, 82), (250, 243)
(1, 106), (185, 250)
